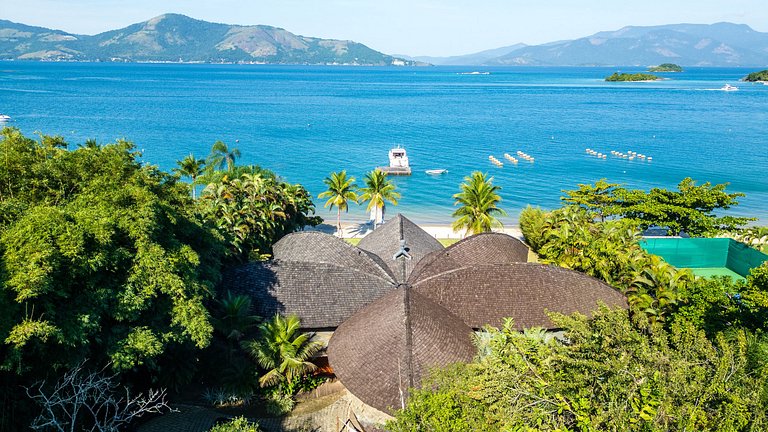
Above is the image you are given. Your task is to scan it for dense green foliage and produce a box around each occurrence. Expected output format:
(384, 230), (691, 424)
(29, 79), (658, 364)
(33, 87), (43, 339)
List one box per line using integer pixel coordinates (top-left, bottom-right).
(389, 196), (768, 431)
(386, 309), (768, 431)
(744, 70), (768, 82)
(520, 205), (690, 324)
(243, 314), (322, 396)
(605, 72), (659, 81)
(451, 171), (506, 235)
(209, 416), (260, 432)
(648, 63), (683, 72)
(318, 170), (359, 234)
(563, 178), (753, 235)
(0, 128), (224, 376)
(198, 167), (320, 261)
(0, 129), (322, 429)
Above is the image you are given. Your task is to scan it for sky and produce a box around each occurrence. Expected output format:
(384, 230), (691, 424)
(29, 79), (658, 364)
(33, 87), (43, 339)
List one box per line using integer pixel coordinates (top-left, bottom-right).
(2, 0), (766, 57)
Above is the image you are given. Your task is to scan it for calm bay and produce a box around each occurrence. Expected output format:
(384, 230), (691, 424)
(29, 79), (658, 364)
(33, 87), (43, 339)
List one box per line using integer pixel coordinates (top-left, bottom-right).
(1, 62), (766, 224)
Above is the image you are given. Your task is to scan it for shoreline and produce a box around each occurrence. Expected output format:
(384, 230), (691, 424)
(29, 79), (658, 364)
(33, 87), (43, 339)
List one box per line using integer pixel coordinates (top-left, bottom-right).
(307, 219), (524, 240)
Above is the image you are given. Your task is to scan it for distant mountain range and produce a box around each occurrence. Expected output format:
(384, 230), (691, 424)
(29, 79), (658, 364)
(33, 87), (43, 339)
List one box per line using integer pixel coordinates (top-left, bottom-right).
(404, 23), (768, 67)
(0, 14), (421, 65)
(2, 16), (767, 67)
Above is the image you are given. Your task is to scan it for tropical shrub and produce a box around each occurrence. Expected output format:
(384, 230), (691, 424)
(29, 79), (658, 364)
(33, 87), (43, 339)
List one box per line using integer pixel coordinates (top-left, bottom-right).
(209, 416), (260, 432)
(243, 314), (322, 397)
(386, 308), (768, 431)
(520, 205), (690, 324)
(198, 167), (320, 261)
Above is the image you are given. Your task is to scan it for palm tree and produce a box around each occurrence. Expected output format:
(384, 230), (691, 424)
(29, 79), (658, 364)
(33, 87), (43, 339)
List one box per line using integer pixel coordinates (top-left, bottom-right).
(174, 154), (206, 199)
(243, 314), (322, 395)
(212, 291), (259, 343)
(318, 170), (358, 236)
(452, 171), (507, 236)
(208, 140), (241, 173)
(359, 169), (400, 227)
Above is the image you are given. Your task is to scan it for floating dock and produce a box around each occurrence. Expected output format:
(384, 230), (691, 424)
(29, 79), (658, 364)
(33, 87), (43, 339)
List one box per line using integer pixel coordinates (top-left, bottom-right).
(377, 166), (412, 175)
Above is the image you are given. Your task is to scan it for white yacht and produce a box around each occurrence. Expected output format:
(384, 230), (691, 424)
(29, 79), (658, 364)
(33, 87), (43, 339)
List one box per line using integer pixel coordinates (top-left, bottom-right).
(378, 146), (412, 175)
(389, 147), (410, 168)
(0, 114), (10, 122)
(425, 169), (447, 175)
(720, 83), (739, 91)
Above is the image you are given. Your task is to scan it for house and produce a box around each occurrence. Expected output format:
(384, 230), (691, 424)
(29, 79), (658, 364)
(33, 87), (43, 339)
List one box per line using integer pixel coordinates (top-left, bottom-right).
(223, 214), (627, 415)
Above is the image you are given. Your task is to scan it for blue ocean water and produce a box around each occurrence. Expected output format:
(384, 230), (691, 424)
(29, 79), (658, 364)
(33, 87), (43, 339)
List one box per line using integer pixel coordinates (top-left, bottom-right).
(1, 62), (766, 224)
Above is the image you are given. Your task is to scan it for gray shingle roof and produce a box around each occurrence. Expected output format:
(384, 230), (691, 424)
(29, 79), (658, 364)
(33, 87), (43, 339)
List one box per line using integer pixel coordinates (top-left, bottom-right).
(327, 287), (476, 414)
(274, 231), (394, 281)
(223, 261), (396, 329)
(409, 232), (529, 282)
(356, 214), (444, 282)
(411, 262), (628, 330)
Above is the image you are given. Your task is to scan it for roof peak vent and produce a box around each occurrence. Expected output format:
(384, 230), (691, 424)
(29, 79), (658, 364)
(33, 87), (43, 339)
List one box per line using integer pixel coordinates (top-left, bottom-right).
(393, 239), (412, 261)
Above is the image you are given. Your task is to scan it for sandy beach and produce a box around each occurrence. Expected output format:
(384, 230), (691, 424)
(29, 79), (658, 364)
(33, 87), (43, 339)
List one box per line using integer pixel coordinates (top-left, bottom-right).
(308, 220), (524, 241)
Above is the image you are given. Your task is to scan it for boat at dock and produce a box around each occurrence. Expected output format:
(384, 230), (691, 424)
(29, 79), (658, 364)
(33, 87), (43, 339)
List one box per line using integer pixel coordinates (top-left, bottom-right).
(425, 169), (447, 175)
(377, 146), (412, 175)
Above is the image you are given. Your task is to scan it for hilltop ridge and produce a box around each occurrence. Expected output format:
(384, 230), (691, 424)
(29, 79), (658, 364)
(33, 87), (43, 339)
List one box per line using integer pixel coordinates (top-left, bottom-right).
(0, 13), (420, 65)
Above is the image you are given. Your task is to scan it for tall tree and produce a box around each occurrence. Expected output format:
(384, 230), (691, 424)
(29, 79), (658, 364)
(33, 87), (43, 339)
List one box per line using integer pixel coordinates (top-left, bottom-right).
(0, 131), (225, 377)
(561, 178), (622, 222)
(174, 154), (206, 199)
(359, 169), (400, 227)
(317, 170), (358, 236)
(452, 171), (506, 236)
(561, 178), (753, 236)
(243, 315), (322, 396)
(207, 141), (241, 173)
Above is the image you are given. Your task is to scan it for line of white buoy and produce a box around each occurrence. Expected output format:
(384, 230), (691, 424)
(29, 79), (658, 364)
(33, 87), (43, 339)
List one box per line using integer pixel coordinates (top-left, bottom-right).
(488, 155), (504, 167)
(587, 148), (653, 162)
(503, 153), (519, 164)
(516, 151), (535, 162)
(585, 148), (607, 159)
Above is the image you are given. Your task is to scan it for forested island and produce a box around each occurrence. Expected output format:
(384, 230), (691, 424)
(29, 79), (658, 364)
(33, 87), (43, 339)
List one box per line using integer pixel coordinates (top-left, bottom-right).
(744, 69), (768, 81)
(648, 63), (683, 72)
(605, 72), (660, 82)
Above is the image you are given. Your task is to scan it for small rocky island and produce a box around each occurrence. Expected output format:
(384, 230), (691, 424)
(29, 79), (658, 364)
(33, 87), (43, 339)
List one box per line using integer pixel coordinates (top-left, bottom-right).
(605, 72), (660, 82)
(744, 70), (768, 82)
(648, 63), (683, 72)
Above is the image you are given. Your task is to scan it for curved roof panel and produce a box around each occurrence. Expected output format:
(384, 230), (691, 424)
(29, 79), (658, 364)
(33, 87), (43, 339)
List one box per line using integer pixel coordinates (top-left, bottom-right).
(223, 261), (396, 329)
(273, 231), (394, 281)
(327, 288), (475, 414)
(412, 263), (628, 329)
(356, 214), (444, 282)
(409, 233), (529, 282)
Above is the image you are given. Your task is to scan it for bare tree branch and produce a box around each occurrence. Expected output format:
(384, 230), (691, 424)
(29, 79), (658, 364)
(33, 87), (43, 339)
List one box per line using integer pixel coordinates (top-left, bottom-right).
(26, 361), (174, 432)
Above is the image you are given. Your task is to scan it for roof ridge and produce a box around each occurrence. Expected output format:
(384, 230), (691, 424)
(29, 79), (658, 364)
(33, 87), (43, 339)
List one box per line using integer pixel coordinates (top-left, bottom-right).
(409, 262), (541, 286)
(401, 284), (414, 411)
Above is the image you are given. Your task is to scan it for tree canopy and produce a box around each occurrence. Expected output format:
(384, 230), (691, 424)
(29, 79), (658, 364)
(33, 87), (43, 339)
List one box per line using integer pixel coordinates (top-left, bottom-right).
(744, 70), (768, 82)
(562, 178), (753, 236)
(605, 72), (659, 81)
(0, 128), (225, 377)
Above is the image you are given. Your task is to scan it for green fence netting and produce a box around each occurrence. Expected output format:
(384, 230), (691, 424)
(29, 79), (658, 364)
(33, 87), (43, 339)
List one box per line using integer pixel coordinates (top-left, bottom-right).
(640, 238), (768, 278)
